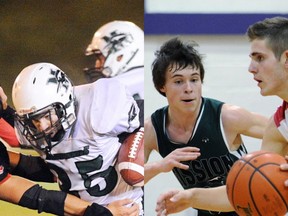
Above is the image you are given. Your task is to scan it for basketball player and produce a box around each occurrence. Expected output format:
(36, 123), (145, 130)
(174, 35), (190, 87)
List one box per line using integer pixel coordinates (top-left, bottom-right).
(10, 62), (143, 215)
(154, 17), (288, 216)
(84, 20), (144, 100)
(246, 16), (288, 184)
(144, 38), (269, 215)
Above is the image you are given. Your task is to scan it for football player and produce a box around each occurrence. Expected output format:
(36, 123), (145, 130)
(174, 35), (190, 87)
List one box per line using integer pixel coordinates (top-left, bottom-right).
(12, 62), (143, 215)
(84, 20), (144, 100)
(0, 139), (117, 216)
(0, 86), (138, 216)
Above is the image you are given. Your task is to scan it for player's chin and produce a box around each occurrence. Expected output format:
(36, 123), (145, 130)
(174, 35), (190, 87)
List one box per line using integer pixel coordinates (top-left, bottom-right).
(260, 88), (272, 97)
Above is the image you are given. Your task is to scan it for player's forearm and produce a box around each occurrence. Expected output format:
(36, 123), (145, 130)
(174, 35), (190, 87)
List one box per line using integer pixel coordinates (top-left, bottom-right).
(10, 153), (55, 182)
(0, 175), (35, 204)
(63, 194), (90, 216)
(191, 186), (234, 212)
(9, 176), (92, 216)
(243, 112), (269, 139)
(144, 161), (163, 184)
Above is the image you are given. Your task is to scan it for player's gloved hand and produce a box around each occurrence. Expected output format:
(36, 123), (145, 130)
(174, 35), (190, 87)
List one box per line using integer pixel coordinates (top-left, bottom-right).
(107, 199), (139, 216)
(280, 155), (288, 187)
(83, 203), (112, 216)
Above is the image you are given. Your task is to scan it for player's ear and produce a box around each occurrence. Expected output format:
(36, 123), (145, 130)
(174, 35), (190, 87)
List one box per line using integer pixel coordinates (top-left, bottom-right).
(160, 86), (166, 94)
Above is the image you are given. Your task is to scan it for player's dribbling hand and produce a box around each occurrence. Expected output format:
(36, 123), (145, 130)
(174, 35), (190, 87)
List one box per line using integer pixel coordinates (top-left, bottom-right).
(160, 147), (200, 173)
(155, 189), (193, 216)
(107, 199), (139, 216)
(155, 190), (175, 216)
(280, 155), (288, 187)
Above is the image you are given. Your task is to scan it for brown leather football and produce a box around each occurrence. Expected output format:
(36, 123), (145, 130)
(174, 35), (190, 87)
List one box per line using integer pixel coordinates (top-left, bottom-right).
(117, 127), (144, 187)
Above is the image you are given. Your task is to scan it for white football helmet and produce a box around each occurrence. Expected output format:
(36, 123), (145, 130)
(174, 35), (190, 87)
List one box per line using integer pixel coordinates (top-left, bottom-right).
(12, 62), (76, 151)
(84, 20), (144, 82)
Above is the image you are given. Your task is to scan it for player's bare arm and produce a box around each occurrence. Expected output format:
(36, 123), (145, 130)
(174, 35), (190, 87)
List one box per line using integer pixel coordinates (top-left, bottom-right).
(144, 117), (160, 183)
(7, 150), (139, 216)
(263, 118), (288, 187)
(221, 104), (268, 149)
(5, 160), (140, 216)
(2, 175), (139, 216)
(155, 186), (234, 215)
(261, 118), (288, 155)
(144, 117), (200, 184)
(0, 174), (92, 216)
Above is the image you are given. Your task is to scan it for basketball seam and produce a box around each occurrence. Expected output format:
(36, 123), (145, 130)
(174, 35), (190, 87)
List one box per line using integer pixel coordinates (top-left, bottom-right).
(230, 151), (287, 215)
(230, 158), (247, 212)
(248, 161), (288, 213)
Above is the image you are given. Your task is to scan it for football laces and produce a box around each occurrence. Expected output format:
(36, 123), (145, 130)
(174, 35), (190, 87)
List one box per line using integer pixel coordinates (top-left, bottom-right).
(128, 127), (144, 159)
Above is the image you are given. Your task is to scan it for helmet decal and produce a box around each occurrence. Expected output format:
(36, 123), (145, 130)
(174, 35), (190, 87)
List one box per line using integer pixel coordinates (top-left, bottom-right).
(47, 69), (70, 93)
(102, 31), (133, 54)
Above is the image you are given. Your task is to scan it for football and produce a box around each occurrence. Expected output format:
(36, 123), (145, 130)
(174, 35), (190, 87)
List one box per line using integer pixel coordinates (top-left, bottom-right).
(117, 127), (144, 187)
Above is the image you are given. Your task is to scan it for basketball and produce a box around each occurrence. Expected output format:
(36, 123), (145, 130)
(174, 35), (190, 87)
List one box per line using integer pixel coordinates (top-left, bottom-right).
(226, 150), (288, 216)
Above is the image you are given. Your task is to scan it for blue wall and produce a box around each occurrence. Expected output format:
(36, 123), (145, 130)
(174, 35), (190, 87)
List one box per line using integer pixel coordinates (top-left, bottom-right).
(145, 13), (288, 34)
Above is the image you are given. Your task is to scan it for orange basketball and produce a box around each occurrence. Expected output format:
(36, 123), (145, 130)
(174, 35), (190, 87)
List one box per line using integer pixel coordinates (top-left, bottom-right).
(226, 150), (288, 216)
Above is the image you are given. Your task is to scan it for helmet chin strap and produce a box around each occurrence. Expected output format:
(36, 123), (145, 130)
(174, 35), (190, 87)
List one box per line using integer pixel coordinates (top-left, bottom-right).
(40, 125), (65, 154)
(51, 128), (65, 142)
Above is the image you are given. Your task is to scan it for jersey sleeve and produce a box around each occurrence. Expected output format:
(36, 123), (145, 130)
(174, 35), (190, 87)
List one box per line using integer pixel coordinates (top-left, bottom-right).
(274, 100), (288, 141)
(0, 141), (11, 184)
(90, 78), (140, 135)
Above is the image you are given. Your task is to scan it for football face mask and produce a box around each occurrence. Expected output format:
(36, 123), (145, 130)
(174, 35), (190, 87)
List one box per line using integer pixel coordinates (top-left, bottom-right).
(15, 102), (66, 152)
(83, 52), (107, 82)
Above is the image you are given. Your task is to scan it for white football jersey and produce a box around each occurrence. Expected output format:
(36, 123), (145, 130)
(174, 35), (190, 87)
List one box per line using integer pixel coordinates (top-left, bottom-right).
(113, 66), (144, 100)
(25, 79), (143, 213)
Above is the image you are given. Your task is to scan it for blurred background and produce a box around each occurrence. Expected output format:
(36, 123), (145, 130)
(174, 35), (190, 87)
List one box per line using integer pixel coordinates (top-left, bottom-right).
(0, 0), (143, 106)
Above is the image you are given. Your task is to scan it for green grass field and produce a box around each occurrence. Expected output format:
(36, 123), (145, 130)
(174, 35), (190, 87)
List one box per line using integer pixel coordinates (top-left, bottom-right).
(2, 146), (61, 215)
